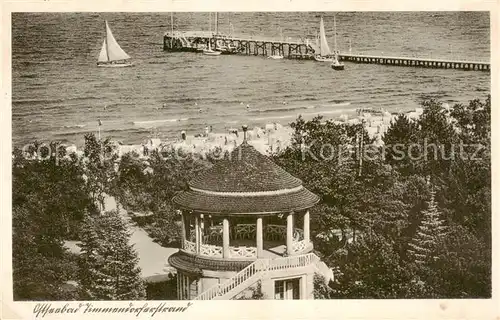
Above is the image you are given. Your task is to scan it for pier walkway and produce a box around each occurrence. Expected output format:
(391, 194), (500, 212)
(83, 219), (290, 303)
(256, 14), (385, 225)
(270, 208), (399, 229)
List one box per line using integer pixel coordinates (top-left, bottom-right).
(163, 31), (490, 72)
(338, 53), (490, 71)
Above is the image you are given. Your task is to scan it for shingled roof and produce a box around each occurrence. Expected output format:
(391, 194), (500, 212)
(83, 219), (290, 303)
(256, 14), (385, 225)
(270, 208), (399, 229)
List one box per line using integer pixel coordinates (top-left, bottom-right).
(189, 141), (302, 192)
(172, 140), (320, 214)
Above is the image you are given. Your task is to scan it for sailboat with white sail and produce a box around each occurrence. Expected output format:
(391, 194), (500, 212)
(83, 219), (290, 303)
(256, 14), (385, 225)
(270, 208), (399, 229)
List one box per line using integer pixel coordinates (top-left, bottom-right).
(97, 21), (133, 67)
(203, 13), (221, 56)
(314, 16), (334, 62)
(331, 14), (345, 70)
(213, 13), (238, 54)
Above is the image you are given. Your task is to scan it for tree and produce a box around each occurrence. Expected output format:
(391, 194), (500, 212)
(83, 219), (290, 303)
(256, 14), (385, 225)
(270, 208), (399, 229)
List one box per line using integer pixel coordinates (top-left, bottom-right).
(112, 152), (151, 212)
(275, 116), (409, 249)
(78, 211), (146, 300)
(424, 224), (491, 298)
(146, 149), (210, 212)
(13, 143), (95, 239)
(449, 95), (490, 142)
(407, 190), (447, 264)
(110, 148), (209, 247)
(83, 133), (118, 212)
(274, 96), (491, 299)
(12, 206), (79, 300)
(383, 114), (419, 175)
(313, 274), (335, 299)
(136, 203), (183, 247)
(12, 142), (93, 300)
(329, 236), (427, 298)
(112, 148), (210, 213)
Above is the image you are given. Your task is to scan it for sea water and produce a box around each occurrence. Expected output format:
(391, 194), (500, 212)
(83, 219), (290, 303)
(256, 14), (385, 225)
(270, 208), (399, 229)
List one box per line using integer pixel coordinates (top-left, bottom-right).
(11, 12), (490, 147)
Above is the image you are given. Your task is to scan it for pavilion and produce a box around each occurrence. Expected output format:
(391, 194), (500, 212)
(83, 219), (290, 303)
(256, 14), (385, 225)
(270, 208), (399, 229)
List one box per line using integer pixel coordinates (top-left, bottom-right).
(168, 126), (323, 300)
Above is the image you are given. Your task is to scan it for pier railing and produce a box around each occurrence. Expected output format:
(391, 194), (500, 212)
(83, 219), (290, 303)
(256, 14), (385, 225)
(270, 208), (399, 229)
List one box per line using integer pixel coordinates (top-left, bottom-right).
(339, 53), (490, 64)
(339, 53), (490, 71)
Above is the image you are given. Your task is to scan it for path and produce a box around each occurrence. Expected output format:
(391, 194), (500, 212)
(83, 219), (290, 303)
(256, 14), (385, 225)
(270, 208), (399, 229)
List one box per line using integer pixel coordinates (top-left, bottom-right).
(64, 195), (179, 283)
(104, 195), (178, 282)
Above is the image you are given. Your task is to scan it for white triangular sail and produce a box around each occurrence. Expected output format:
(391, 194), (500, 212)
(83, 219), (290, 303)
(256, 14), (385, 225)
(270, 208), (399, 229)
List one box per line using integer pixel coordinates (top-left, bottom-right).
(104, 21), (131, 61)
(98, 39), (108, 62)
(309, 31), (320, 53)
(319, 16), (332, 56)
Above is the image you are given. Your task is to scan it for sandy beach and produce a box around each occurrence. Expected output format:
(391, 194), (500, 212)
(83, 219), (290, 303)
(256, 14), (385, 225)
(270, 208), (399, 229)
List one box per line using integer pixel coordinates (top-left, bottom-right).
(113, 109), (424, 158)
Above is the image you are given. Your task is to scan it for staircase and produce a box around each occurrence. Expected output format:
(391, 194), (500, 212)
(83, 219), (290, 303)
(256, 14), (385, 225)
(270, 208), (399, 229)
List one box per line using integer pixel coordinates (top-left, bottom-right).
(194, 253), (320, 300)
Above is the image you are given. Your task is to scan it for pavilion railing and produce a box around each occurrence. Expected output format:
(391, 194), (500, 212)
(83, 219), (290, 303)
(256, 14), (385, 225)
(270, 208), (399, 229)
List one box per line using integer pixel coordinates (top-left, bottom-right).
(184, 224), (306, 258)
(184, 240), (196, 254)
(200, 243), (223, 257)
(291, 239), (307, 254)
(234, 224), (256, 240)
(229, 246), (257, 258)
(190, 224), (304, 243)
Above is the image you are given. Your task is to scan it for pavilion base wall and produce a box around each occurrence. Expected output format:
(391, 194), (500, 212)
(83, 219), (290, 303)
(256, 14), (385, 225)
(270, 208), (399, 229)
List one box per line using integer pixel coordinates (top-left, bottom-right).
(175, 263), (316, 300)
(259, 264), (316, 299)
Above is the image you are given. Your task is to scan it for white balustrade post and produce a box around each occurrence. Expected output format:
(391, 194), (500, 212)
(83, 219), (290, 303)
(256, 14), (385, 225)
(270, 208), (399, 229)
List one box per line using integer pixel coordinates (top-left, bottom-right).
(195, 215), (200, 253)
(256, 217), (263, 257)
(286, 212), (294, 255)
(223, 218), (230, 258)
(303, 210), (310, 245)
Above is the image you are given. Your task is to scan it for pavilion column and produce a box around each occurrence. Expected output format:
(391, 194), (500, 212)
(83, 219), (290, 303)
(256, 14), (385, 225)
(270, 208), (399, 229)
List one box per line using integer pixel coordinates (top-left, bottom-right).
(256, 217), (263, 257)
(286, 212), (294, 256)
(303, 210), (310, 245)
(200, 214), (204, 245)
(195, 215), (200, 253)
(180, 211), (186, 249)
(223, 218), (230, 258)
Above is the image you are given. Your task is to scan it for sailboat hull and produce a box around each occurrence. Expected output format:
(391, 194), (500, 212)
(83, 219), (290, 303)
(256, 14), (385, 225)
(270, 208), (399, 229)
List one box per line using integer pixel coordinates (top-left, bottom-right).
(314, 55), (334, 62)
(203, 50), (221, 56)
(97, 62), (134, 68)
(217, 49), (239, 55)
(331, 64), (345, 70)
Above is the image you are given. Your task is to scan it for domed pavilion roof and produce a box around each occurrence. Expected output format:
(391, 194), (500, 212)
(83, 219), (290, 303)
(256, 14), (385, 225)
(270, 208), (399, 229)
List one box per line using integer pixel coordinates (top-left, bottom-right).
(172, 140), (320, 214)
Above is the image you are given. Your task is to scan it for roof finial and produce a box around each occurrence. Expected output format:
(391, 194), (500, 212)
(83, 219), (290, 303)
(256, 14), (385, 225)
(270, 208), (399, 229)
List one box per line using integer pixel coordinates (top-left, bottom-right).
(242, 125), (248, 142)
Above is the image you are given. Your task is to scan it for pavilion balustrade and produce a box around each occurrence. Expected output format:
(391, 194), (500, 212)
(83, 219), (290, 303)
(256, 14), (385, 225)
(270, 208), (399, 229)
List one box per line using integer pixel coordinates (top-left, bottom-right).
(187, 224), (303, 245)
(182, 216), (309, 258)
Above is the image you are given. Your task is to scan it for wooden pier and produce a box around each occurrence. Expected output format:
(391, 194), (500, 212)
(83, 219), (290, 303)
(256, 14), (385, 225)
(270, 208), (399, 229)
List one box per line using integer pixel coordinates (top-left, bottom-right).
(163, 32), (490, 72)
(164, 31), (315, 59)
(339, 53), (490, 71)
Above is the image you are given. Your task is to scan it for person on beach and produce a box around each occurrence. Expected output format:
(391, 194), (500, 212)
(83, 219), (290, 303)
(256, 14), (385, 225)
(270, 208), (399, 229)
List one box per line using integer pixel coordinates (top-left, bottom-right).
(231, 129), (239, 137)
